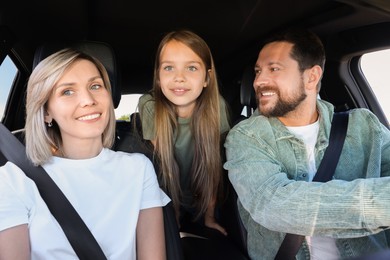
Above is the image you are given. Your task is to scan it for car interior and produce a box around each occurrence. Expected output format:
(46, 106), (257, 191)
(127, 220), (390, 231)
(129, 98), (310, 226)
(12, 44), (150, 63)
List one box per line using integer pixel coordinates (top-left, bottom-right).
(1, 0), (390, 259)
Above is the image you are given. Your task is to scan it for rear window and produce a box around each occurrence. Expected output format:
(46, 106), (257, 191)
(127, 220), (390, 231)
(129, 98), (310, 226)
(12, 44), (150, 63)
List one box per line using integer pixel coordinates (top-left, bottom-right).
(114, 94), (142, 121)
(0, 56), (17, 120)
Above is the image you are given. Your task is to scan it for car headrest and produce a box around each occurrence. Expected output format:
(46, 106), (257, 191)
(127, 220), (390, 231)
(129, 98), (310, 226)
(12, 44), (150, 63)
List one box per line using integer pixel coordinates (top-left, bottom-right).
(33, 41), (121, 108)
(240, 66), (257, 112)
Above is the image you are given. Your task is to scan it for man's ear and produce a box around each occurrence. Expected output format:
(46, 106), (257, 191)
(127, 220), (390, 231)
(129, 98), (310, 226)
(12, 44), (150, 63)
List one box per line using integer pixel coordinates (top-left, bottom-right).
(305, 65), (323, 91)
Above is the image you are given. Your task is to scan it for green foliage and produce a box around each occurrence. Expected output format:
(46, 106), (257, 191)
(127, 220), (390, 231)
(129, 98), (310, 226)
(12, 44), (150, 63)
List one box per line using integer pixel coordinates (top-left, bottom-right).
(117, 114), (130, 121)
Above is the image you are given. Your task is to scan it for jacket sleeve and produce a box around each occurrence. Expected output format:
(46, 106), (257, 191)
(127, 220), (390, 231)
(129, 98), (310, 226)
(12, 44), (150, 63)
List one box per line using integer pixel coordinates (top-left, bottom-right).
(224, 119), (390, 238)
(380, 121), (390, 178)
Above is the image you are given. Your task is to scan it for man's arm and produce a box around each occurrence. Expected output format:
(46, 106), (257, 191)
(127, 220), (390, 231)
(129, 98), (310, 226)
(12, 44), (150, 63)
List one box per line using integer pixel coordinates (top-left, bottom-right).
(224, 125), (390, 238)
(380, 122), (390, 178)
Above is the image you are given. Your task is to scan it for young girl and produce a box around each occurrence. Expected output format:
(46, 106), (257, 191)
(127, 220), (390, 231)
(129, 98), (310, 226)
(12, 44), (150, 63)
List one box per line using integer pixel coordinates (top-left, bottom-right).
(138, 30), (230, 235)
(0, 49), (170, 259)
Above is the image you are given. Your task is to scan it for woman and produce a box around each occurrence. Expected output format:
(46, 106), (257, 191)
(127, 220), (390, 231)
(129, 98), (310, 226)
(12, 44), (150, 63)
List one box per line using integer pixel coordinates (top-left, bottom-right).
(0, 49), (170, 259)
(138, 30), (230, 235)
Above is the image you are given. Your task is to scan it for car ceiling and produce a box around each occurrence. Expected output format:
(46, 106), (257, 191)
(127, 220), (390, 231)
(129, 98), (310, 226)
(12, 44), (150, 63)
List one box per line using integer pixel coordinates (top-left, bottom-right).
(1, 0), (390, 94)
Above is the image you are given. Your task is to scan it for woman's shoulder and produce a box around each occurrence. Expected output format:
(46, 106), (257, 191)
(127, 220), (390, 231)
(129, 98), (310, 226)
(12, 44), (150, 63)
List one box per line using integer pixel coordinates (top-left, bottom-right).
(104, 149), (157, 183)
(0, 162), (37, 197)
(105, 148), (148, 159)
(0, 162), (25, 180)
(104, 148), (152, 167)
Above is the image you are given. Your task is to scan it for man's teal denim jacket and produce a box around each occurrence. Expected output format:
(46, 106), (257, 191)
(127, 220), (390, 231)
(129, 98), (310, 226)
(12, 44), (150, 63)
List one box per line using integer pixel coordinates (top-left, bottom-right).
(224, 100), (390, 259)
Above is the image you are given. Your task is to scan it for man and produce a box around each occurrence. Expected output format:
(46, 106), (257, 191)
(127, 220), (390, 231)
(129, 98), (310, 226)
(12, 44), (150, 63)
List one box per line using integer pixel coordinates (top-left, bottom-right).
(224, 28), (390, 259)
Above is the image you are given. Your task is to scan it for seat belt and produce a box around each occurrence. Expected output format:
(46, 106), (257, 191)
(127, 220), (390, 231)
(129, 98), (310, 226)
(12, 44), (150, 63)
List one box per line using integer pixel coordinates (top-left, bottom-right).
(275, 111), (349, 260)
(0, 123), (107, 260)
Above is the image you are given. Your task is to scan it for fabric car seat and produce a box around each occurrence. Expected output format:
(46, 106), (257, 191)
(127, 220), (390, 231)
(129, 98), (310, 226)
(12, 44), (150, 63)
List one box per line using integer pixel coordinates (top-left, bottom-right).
(240, 65), (257, 117)
(220, 65), (257, 258)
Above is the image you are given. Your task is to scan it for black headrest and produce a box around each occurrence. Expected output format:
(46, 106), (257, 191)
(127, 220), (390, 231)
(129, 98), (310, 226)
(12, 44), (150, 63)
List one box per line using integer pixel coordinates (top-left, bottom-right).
(240, 66), (256, 110)
(33, 41), (121, 108)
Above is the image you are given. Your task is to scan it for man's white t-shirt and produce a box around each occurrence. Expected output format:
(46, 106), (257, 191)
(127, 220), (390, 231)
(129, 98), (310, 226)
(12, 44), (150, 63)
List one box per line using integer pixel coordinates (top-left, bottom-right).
(287, 120), (341, 260)
(0, 148), (170, 260)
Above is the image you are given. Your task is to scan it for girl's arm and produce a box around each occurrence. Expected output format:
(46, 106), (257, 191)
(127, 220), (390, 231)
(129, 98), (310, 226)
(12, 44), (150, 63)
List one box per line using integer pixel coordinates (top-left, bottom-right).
(0, 224), (30, 260)
(136, 207), (166, 260)
(204, 198), (227, 236)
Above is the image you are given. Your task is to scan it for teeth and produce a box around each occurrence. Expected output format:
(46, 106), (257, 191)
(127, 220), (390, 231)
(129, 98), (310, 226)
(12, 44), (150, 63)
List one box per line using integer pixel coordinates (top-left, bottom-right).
(262, 92), (275, 96)
(78, 113), (101, 121)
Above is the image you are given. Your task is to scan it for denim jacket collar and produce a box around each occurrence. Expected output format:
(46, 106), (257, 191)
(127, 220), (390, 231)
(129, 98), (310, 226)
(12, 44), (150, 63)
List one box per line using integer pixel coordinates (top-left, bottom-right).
(253, 100), (334, 166)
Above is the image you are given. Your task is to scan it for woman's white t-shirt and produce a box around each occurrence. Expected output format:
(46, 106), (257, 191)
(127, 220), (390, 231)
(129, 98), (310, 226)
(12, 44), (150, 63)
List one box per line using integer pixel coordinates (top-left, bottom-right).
(0, 148), (170, 259)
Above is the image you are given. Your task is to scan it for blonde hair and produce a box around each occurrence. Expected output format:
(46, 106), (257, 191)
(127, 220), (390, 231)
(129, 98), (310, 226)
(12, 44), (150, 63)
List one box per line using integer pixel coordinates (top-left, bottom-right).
(25, 49), (116, 165)
(152, 30), (222, 219)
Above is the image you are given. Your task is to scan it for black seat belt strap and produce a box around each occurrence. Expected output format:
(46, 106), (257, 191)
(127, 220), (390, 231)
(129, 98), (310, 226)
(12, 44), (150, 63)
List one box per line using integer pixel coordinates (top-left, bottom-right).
(275, 111), (349, 260)
(312, 112), (349, 182)
(0, 123), (107, 260)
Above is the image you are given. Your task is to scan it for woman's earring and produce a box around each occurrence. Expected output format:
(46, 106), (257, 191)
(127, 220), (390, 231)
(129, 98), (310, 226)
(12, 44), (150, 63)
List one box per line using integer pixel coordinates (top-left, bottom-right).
(48, 121), (53, 127)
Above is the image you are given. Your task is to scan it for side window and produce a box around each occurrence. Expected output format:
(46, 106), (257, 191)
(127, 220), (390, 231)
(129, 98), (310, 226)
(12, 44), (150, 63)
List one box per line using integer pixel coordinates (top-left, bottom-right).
(114, 93), (142, 121)
(0, 56), (17, 121)
(360, 50), (390, 121)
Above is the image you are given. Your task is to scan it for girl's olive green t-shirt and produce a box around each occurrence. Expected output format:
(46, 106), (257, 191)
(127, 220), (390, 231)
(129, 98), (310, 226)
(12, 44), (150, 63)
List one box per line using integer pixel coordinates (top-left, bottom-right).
(138, 93), (230, 208)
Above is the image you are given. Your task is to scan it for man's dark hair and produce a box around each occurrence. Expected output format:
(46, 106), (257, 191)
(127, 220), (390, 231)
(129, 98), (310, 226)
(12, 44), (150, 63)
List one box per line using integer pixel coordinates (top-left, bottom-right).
(262, 28), (326, 73)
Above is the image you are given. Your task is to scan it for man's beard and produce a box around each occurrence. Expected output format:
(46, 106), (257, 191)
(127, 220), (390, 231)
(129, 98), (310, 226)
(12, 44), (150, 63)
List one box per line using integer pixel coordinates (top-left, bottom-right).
(257, 82), (307, 117)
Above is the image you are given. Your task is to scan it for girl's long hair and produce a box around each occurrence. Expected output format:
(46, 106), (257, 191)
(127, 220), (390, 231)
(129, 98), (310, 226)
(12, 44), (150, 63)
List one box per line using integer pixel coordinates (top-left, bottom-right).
(152, 30), (222, 219)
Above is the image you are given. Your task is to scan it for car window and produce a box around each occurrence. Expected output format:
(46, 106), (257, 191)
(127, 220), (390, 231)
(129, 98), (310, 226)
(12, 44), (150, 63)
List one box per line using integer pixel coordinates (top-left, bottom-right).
(360, 50), (390, 121)
(114, 93), (142, 121)
(0, 56), (17, 121)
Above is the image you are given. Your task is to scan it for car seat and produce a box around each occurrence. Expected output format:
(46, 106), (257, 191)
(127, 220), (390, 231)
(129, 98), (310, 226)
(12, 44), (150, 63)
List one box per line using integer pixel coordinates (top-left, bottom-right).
(219, 65), (257, 258)
(240, 65), (257, 117)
